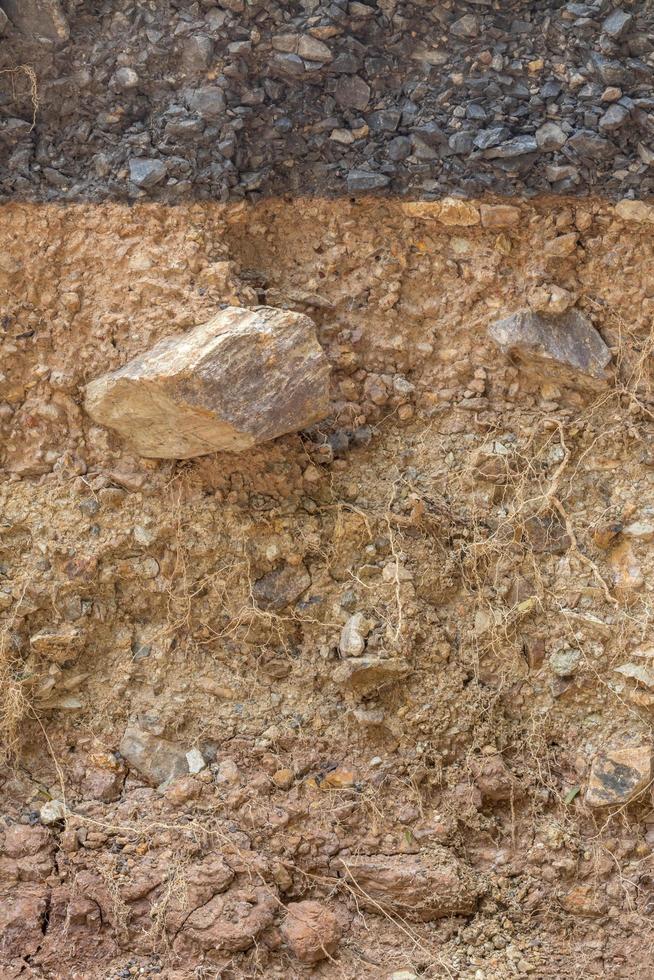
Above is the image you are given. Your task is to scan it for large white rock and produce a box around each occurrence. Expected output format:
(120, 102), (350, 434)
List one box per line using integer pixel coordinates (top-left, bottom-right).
(85, 306), (331, 458)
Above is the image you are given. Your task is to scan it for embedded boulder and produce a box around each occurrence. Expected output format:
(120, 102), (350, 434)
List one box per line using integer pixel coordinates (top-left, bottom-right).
(84, 306), (331, 459)
(173, 886), (277, 958)
(1, 0), (69, 40)
(252, 562), (311, 611)
(333, 657), (411, 697)
(281, 900), (343, 963)
(585, 744), (652, 807)
(0, 888), (51, 958)
(488, 309), (611, 388)
(332, 849), (480, 921)
(119, 725), (189, 787)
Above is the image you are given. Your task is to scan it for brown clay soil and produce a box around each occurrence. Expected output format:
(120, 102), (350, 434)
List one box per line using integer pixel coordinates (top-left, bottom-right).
(2, 197), (654, 978)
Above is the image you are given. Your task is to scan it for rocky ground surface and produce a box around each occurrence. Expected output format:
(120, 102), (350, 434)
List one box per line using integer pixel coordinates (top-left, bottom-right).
(0, 0), (653, 201)
(1, 195), (654, 977)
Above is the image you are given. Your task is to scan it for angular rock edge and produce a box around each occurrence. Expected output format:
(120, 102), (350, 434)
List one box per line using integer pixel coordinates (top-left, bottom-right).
(84, 306), (331, 459)
(488, 308), (612, 389)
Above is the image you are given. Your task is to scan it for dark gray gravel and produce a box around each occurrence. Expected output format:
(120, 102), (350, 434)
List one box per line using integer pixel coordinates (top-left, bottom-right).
(0, 0), (652, 202)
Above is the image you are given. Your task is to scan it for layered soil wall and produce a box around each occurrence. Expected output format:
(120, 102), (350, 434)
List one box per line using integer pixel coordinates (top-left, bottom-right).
(1, 196), (654, 977)
(2, 1), (654, 978)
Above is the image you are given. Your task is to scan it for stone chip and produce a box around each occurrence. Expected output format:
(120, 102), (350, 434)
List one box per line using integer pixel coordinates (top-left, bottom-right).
(535, 121), (567, 152)
(437, 197), (481, 226)
(128, 158), (167, 190)
(480, 204), (520, 228)
(252, 562), (311, 611)
(615, 200), (654, 224)
(185, 86), (227, 120)
(339, 612), (370, 657)
(602, 9), (633, 38)
(297, 35), (332, 62)
(346, 170), (390, 193)
(334, 75), (370, 110)
(334, 657), (410, 696)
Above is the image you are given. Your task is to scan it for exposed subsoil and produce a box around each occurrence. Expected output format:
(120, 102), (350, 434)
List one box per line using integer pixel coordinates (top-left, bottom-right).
(2, 197), (654, 978)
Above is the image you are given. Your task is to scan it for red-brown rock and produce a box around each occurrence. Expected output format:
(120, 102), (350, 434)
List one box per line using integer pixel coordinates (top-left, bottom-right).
(0, 887), (50, 959)
(173, 886), (277, 960)
(0, 824), (54, 883)
(332, 849), (480, 921)
(281, 900), (343, 963)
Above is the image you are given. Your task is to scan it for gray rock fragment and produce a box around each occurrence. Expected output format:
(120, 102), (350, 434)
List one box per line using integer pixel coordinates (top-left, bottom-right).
(449, 132), (474, 154)
(297, 35), (332, 62)
(346, 170), (390, 193)
(536, 122), (567, 152)
(84, 306), (331, 458)
(1, 0), (69, 40)
(368, 109), (401, 133)
(585, 744), (652, 807)
(599, 104), (629, 132)
(39, 800), (67, 825)
(128, 158), (167, 189)
(388, 135), (412, 160)
(273, 52), (305, 76)
(119, 725), (189, 786)
(483, 135), (538, 159)
(112, 67), (139, 92)
(545, 164), (580, 185)
(567, 130), (614, 158)
(614, 662), (654, 688)
(488, 309), (612, 388)
(549, 648), (582, 678)
(185, 86), (227, 120)
(339, 613), (370, 657)
(603, 9), (633, 39)
(335, 75), (370, 110)
(473, 126), (510, 150)
(182, 35), (214, 72)
(252, 563), (311, 610)
(186, 748), (206, 773)
(450, 14), (479, 38)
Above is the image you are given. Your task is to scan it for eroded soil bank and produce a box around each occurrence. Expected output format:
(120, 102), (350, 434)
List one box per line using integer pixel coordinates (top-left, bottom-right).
(1, 197), (654, 978)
